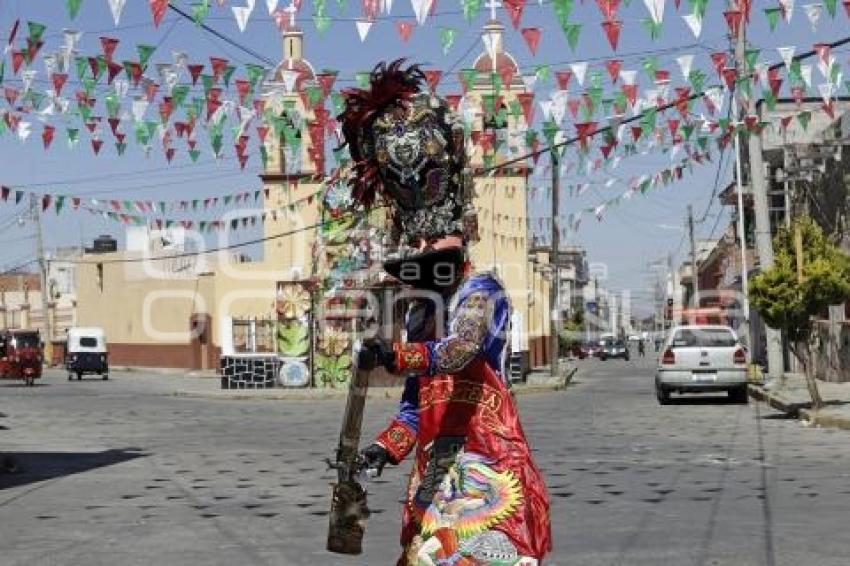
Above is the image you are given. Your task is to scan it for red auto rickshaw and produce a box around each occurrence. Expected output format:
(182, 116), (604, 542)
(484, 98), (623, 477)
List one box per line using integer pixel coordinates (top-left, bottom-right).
(0, 330), (44, 386)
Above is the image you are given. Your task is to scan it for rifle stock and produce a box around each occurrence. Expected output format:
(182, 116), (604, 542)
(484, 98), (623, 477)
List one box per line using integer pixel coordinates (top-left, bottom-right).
(327, 346), (372, 554)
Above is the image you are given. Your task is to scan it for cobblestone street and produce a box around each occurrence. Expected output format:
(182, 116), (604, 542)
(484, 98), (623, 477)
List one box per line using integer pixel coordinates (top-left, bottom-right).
(2, 361), (850, 565)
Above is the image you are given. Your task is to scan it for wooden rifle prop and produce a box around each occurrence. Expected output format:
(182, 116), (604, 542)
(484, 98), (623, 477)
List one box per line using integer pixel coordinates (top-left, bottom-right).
(326, 286), (389, 555)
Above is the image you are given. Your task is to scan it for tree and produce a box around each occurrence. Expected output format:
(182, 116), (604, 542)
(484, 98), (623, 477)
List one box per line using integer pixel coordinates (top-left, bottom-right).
(749, 217), (850, 409)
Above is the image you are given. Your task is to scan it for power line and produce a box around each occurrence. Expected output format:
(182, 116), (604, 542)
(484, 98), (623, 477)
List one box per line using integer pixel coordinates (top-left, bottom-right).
(168, 3), (277, 66)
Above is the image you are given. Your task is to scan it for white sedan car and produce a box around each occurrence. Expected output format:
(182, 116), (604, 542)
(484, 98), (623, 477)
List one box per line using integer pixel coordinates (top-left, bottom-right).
(655, 325), (748, 404)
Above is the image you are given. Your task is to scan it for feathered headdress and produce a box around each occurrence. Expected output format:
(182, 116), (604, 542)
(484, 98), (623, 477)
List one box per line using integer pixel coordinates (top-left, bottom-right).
(339, 59), (425, 207)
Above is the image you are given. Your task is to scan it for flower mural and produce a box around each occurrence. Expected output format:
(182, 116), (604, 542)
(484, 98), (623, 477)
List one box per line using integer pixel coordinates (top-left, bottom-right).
(319, 326), (350, 356)
(276, 284), (311, 319)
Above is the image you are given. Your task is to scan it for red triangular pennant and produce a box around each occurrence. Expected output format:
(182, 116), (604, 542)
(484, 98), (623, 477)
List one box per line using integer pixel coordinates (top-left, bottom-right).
(601, 20), (622, 51)
(520, 27), (541, 55)
(150, 0), (169, 27)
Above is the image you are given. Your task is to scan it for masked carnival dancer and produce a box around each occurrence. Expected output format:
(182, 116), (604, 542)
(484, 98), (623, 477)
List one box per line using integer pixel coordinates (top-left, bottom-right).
(338, 59), (551, 566)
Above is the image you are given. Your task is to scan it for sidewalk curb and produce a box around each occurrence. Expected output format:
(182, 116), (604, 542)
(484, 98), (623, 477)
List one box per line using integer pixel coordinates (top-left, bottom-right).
(109, 366), (217, 378)
(748, 384), (850, 431)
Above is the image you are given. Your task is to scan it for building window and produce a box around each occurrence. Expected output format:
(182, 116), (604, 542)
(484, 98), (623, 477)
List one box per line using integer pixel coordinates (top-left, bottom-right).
(232, 319), (275, 354)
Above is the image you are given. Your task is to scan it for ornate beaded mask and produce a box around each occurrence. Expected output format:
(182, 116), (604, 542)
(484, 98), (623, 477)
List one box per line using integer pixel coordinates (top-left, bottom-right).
(339, 60), (477, 257)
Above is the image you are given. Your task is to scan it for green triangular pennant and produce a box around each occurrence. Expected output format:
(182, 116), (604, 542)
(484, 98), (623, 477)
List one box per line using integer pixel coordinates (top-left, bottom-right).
(27, 22), (47, 44)
(137, 44), (156, 68)
(641, 18), (663, 40)
(313, 12), (332, 34)
(223, 65), (236, 87)
(439, 27), (458, 55)
(460, 0), (482, 22)
(825, 0), (837, 17)
(535, 64), (551, 84)
(764, 7), (781, 31)
(562, 23), (581, 51)
(172, 85), (189, 108)
(75, 56), (89, 81)
(191, 1), (211, 25)
(67, 0), (82, 19)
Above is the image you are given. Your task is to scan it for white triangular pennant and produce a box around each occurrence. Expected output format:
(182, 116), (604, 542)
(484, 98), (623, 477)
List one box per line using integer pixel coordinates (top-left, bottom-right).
(705, 87), (724, 114)
(107, 0), (127, 25)
(682, 13), (702, 38)
(676, 54), (694, 80)
(777, 46), (796, 71)
(803, 3), (821, 30)
(266, 0), (280, 14)
(355, 19), (372, 42)
(114, 78), (129, 99)
(172, 51), (189, 69)
(521, 74), (537, 91)
(570, 62), (588, 86)
(411, 0), (432, 25)
(643, 0), (665, 24)
(17, 121), (31, 142)
(22, 70), (36, 92)
(817, 56), (835, 80)
(132, 97), (149, 122)
(620, 69), (637, 85)
(550, 90), (568, 123)
(779, 0), (795, 22)
(800, 64), (813, 88)
(232, 6), (252, 32)
(539, 99), (553, 121)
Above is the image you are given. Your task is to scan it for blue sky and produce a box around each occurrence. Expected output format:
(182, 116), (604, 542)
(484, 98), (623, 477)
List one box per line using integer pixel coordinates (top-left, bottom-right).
(0, 0), (846, 314)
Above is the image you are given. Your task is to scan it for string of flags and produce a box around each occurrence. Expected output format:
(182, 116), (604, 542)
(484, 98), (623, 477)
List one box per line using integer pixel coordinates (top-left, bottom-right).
(0, 182), (324, 231)
(2, 10), (848, 173)
(0, 183), (326, 215)
(59, 0), (850, 54)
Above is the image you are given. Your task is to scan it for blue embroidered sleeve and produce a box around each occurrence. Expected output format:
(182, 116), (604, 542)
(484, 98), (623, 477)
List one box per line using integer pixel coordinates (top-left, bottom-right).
(425, 290), (491, 375)
(395, 373), (420, 432)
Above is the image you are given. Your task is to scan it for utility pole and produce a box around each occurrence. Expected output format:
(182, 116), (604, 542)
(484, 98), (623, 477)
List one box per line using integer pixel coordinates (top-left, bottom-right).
(549, 149), (560, 378)
(731, 20), (751, 349)
(31, 194), (53, 364)
(734, 13), (784, 379)
(687, 204), (699, 311)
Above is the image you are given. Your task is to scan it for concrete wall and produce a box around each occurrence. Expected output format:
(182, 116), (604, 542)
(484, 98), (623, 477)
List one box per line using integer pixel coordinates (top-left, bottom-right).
(74, 252), (290, 369)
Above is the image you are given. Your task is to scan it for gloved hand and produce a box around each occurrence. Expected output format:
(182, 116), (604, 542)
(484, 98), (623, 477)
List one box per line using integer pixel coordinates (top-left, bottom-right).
(359, 443), (390, 477)
(355, 338), (396, 373)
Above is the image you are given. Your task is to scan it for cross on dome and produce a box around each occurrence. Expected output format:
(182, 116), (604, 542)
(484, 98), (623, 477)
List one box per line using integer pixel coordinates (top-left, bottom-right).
(283, 1), (298, 29)
(485, 0), (502, 21)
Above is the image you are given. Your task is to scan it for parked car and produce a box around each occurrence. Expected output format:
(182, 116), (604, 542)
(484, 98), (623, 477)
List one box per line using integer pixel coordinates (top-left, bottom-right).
(583, 342), (603, 359)
(600, 339), (630, 361)
(655, 325), (748, 404)
(65, 327), (109, 381)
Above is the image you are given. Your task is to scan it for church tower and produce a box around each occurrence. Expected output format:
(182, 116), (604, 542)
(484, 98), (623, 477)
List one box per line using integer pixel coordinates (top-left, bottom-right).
(465, 17), (535, 366)
(259, 18), (324, 279)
